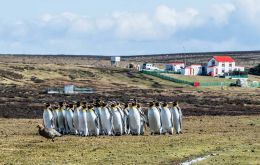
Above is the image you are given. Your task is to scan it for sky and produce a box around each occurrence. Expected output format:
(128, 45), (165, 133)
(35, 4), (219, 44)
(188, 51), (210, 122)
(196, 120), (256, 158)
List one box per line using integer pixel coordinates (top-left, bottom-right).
(0, 0), (260, 55)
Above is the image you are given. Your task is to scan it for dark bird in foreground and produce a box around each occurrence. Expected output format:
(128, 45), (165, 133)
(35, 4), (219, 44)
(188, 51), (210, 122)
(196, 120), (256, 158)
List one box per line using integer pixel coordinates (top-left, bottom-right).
(37, 124), (62, 142)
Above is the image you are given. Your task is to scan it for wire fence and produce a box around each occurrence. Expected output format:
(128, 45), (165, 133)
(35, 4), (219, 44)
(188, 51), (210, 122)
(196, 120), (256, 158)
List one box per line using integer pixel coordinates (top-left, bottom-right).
(141, 70), (259, 87)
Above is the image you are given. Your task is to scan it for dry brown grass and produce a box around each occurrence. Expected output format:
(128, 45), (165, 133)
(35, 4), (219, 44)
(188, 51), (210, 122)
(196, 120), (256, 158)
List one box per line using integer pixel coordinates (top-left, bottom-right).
(0, 116), (259, 164)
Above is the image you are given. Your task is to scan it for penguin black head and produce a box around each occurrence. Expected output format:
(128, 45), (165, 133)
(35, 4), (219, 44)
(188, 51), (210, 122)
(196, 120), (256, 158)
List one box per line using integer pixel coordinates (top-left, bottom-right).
(124, 103), (128, 109)
(58, 101), (63, 107)
(69, 103), (74, 108)
(82, 104), (87, 109)
(155, 102), (160, 107)
(131, 102), (137, 107)
(111, 103), (116, 108)
(82, 101), (87, 105)
(137, 104), (141, 108)
(76, 101), (82, 107)
(44, 103), (51, 108)
(173, 101), (178, 106)
(101, 102), (107, 107)
(162, 102), (168, 107)
(88, 105), (94, 110)
(149, 102), (155, 107)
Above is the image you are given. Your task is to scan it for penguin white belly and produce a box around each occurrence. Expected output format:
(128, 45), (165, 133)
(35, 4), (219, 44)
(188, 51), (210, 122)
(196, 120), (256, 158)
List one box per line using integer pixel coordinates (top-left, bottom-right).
(161, 108), (173, 134)
(79, 110), (88, 136)
(86, 111), (99, 136)
(148, 108), (161, 134)
(52, 110), (59, 131)
(62, 109), (69, 134)
(73, 110), (80, 134)
(128, 109), (141, 135)
(66, 110), (75, 134)
(171, 107), (181, 134)
(43, 110), (53, 129)
(100, 108), (112, 135)
(112, 110), (123, 135)
(78, 110), (84, 135)
(57, 110), (65, 133)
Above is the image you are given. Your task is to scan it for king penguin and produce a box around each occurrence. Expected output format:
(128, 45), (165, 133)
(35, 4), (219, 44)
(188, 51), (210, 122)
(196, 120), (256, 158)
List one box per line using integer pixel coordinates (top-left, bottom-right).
(57, 102), (65, 134)
(99, 102), (112, 135)
(73, 102), (81, 135)
(43, 103), (54, 129)
(65, 103), (76, 134)
(160, 102), (174, 135)
(52, 105), (59, 131)
(111, 103), (124, 136)
(86, 105), (100, 136)
(169, 101), (182, 134)
(128, 102), (141, 135)
(147, 102), (161, 135)
(79, 103), (89, 136)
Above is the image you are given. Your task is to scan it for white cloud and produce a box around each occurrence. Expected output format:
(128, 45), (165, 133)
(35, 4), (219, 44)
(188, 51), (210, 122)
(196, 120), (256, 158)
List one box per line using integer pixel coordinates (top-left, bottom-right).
(155, 5), (200, 30)
(40, 12), (94, 35)
(112, 12), (160, 40)
(211, 3), (236, 26)
(96, 18), (115, 31)
(235, 0), (260, 26)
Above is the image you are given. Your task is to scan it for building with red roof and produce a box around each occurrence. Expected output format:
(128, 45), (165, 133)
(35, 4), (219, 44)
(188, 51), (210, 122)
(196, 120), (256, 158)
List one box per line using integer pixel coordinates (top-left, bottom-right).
(207, 56), (244, 77)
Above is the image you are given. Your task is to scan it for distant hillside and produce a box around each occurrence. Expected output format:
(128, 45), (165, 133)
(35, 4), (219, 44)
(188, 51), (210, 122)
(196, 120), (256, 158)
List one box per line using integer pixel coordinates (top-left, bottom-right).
(0, 50), (259, 68)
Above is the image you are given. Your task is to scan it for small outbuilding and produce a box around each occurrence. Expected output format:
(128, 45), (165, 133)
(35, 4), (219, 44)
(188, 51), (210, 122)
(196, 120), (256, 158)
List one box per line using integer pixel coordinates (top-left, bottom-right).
(165, 62), (184, 72)
(111, 56), (120, 66)
(180, 65), (202, 76)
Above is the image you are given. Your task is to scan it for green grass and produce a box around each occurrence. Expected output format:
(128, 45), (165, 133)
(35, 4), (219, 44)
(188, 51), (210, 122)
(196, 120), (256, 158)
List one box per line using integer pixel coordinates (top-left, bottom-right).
(163, 74), (236, 83)
(0, 116), (259, 164)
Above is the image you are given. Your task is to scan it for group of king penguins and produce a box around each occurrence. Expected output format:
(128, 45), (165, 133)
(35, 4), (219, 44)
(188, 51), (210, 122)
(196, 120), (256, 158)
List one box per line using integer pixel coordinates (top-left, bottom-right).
(42, 98), (182, 136)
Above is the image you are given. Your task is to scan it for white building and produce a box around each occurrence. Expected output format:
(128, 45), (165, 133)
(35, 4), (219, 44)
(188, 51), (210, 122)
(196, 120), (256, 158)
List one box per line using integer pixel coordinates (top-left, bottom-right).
(180, 65), (202, 76)
(207, 56), (245, 77)
(142, 63), (159, 70)
(111, 56), (120, 66)
(165, 62), (185, 72)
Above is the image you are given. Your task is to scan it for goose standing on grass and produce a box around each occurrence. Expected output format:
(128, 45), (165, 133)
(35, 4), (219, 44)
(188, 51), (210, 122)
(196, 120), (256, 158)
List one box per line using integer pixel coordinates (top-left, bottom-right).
(128, 102), (141, 135)
(86, 105), (100, 136)
(37, 124), (62, 142)
(43, 103), (54, 129)
(65, 103), (76, 134)
(73, 102), (81, 135)
(147, 102), (161, 135)
(160, 102), (174, 135)
(111, 103), (124, 136)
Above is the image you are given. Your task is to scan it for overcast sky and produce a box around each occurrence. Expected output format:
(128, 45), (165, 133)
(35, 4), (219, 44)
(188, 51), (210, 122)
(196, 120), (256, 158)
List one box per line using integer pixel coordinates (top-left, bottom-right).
(0, 0), (260, 55)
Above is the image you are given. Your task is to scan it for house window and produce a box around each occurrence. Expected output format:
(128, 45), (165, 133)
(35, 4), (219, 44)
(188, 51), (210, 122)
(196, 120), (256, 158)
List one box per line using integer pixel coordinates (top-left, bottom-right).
(222, 63), (225, 67)
(222, 69), (225, 73)
(212, 60), (215, 66)
(229, 63), (232, 67)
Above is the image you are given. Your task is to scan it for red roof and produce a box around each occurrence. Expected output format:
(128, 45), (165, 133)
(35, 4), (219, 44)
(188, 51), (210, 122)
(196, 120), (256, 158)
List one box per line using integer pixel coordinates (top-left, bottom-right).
(213, 56), (235, 62)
